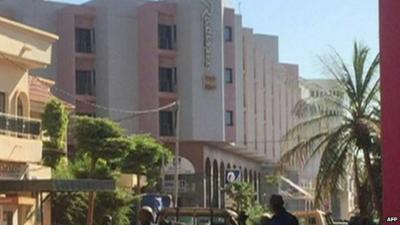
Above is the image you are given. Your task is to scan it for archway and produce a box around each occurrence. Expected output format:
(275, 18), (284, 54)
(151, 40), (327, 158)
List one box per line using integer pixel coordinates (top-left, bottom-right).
(212, 160), (219, 207)
(205, 158), (211, 207)
(220, 161), (225, 208)
(17, 92), (29, 117)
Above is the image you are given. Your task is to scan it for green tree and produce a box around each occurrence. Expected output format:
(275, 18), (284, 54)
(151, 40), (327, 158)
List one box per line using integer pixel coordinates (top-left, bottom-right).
(51, 159), (88, 225)
(73, 116), (133, 225)
(120, 134), (172, 190)
(41, 99), (69, 168)
(51, 156), (134, 225)
(279, 42), (381, 220)
(225, 182), (257, 213)
(94, 189), (134, 225)
(224, 182), (264, 225)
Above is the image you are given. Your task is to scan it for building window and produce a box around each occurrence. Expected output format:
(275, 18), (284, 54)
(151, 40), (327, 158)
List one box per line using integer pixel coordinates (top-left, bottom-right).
(159, 111), (175, 136)
(0, 92), (5, 113)
(159, 67), (177, 92)
(225, 68), (233, 84)
(226, 111), (233, 126)
(159, 24), (176, 50)
(76, 70), (96, 96)
(75, 28), (94, 53)
(224, 26), (233, 42)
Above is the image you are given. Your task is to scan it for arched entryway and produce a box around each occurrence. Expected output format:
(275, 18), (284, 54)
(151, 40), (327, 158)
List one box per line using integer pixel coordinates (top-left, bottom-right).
(220, 161), (225, 208)
(11, 91), (29, 117)
(205, 158), (211, 207)
(212, 160), (219, 207)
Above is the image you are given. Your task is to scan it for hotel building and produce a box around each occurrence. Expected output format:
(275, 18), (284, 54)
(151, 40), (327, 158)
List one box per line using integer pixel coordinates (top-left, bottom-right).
(0, 0), (302, 207)
(298, 79), (355, 218)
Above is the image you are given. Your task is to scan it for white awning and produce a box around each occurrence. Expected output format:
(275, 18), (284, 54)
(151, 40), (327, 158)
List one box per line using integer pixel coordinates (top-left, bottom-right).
(279, 176), (314, 200)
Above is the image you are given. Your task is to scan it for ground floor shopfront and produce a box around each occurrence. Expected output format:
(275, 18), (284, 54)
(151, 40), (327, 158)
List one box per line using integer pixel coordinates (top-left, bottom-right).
(162, 141), (262, 208)
(0, 162), (52, 225)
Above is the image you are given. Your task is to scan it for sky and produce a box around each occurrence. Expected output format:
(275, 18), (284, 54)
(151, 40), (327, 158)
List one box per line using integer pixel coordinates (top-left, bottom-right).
(51, 0), (379, 79)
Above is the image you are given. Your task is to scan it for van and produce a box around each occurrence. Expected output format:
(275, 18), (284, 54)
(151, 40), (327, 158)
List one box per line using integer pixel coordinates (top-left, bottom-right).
(158, 208), (238, 225)
(293, 210), (334, 225)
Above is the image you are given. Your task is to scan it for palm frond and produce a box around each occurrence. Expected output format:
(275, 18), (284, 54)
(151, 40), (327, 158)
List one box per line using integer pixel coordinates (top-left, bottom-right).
(319, 52), (358, 108)
(362, 78), (380, 114)
(315, 135), (353, 204)
(303, 124), (352, 167)
(293, 95), (351, 118)
(360, 53), (380, 102)
(279, 132), (329, 170)
(353, 42), (370, 103)
(283, 114), (340, 142)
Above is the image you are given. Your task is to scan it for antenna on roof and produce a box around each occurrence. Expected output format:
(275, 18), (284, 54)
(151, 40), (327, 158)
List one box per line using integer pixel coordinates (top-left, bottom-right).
(238, 1), (242, 14)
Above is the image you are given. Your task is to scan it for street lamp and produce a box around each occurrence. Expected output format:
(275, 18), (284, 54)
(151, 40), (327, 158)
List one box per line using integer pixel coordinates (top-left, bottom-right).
(174, 100), (180, 207)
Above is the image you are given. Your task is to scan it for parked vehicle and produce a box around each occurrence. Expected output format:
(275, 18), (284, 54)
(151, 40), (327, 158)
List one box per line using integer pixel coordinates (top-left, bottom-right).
(157, 208), (238, 225)
(137, 194), (174, 224)
(293, 210), (334, 225)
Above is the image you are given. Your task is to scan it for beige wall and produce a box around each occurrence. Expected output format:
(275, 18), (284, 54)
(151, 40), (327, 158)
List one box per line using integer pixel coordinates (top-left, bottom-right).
(0, 61), (29, 116)
(0, 17), (56, 163)
(0, 18), (55, 67)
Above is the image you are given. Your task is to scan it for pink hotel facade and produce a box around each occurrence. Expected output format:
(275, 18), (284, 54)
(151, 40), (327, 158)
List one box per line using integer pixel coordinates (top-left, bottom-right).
(0, 0), (301, 207)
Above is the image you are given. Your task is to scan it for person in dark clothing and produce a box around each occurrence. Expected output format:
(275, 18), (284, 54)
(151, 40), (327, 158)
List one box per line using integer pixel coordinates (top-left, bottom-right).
(238, 211), (249, 225)
(269, 194), (299, 225)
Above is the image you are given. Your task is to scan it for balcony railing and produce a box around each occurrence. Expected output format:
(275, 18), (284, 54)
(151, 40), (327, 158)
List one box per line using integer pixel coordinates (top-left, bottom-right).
(0, 112), (41, 140)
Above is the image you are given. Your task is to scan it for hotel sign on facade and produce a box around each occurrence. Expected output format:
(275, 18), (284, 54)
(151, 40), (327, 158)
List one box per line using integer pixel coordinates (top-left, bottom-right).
(201, 0), (217, 90)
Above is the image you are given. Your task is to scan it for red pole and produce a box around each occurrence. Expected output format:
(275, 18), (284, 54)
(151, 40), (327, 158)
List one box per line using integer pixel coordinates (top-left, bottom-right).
(380, 0), (400, 223)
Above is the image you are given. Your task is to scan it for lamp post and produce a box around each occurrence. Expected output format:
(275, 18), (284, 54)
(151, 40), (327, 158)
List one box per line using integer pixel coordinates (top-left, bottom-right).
(174, 100), (180, 207)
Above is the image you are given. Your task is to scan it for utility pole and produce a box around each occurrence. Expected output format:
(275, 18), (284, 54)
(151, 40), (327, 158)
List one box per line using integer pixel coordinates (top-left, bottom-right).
(174, 100), (180, 207)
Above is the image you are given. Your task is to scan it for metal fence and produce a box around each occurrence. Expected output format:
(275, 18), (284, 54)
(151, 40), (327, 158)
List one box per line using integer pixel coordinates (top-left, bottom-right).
(0, 112), (41, 139)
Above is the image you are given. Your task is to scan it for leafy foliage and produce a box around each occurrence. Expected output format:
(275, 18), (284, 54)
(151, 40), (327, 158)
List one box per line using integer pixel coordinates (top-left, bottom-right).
(73, 117), (128, 166)
(41, 99), (69, 167)
(225, 182), (257, 213)
(52, 117), (171, 225)
(120, 134), (173, 188)
(52, 191), (88, 225)
(94, 189), (134, 225)
(246, 204), (265, 225)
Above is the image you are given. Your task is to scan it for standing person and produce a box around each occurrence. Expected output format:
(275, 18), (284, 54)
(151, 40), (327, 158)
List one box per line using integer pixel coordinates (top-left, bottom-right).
(269, 194), (299, 225)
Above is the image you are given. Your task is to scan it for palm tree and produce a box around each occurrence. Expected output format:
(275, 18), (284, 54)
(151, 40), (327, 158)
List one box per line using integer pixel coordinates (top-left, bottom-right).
(279, 42), (381, 220)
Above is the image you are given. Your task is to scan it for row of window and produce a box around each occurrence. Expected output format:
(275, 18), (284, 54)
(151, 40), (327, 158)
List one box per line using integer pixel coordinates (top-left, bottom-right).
(158, 110), (234, 137)
(75, 24), (233, 53)
(74, 67), (233, 96)
(310, 89), (342, 98)
(157, 24), (233, 50)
